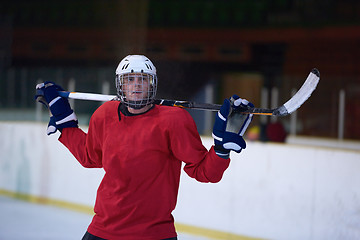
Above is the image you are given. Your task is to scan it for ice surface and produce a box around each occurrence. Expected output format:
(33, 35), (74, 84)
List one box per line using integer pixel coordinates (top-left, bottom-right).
(0, 196), (210, 240)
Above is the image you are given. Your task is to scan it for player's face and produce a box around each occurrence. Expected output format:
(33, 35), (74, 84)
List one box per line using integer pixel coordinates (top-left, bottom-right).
(122, 73), (151, 101)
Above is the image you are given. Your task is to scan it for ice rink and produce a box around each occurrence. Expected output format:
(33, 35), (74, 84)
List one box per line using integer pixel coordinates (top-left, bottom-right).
(0, 195), (209, 240)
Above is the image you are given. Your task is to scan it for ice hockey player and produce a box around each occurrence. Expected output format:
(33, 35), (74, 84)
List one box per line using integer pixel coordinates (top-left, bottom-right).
(35, 55), (253, 240)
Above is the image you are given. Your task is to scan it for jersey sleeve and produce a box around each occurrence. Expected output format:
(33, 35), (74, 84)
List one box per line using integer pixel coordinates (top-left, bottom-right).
(58, 109), (104, 168)
(167, 109), (230, 183)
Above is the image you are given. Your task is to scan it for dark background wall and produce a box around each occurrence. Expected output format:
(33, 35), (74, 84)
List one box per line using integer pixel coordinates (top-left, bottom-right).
(1, 0), (359, 139)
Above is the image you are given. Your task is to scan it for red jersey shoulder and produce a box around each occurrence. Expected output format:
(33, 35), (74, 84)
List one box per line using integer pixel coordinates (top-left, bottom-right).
(155, 105), (195, 125)
(91, 101), (119, 122)
(156, 105), (190, 117)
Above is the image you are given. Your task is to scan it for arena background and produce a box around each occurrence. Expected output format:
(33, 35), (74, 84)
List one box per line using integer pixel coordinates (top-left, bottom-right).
(0, 1), (359, 239)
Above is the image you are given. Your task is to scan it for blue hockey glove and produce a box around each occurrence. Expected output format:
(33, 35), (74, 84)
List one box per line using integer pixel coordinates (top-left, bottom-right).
(35, 82), (78, 135)
(212, 95), (254, 159)
(47, 116), (58, 135)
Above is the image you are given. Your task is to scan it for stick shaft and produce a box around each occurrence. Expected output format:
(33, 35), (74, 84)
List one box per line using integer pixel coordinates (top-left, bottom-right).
(59, 91), (116, 102)
(59, 91), (274, 115)
(57, 68), (319, 117)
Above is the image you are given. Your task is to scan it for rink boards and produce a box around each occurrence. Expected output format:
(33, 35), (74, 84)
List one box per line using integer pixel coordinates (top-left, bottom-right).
(0, 122), (359, 240)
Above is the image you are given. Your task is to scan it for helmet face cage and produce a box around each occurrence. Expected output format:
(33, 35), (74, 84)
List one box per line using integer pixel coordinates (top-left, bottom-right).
(115, 72), (157, 109)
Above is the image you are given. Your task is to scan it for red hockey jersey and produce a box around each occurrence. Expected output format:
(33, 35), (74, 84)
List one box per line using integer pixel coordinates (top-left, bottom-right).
(59, 101), (230, 240)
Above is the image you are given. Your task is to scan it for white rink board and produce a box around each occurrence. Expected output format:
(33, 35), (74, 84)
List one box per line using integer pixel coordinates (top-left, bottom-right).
(0, 122), (360, 240)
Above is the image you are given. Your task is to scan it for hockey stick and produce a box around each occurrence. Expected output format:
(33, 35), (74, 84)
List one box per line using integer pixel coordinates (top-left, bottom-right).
(58, 68), (320, 116)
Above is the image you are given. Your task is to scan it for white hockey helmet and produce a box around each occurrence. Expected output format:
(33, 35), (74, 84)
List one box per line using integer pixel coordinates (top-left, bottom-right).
(115, 55), (157, 109)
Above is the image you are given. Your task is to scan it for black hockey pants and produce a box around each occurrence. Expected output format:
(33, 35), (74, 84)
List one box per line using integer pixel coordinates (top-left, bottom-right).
(82, 231), (178, 240)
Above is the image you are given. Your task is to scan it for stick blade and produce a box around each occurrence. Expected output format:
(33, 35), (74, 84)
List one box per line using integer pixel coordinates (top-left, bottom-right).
(273, 68), (320, 116)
